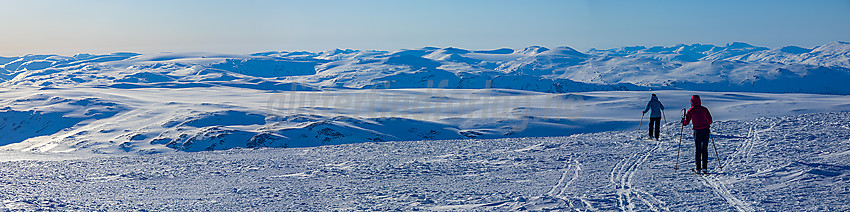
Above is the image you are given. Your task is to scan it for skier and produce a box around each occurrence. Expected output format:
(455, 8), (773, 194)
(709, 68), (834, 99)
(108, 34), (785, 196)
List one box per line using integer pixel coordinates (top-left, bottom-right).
(681, 95), (712, 173)
(642, 94), (665, 140)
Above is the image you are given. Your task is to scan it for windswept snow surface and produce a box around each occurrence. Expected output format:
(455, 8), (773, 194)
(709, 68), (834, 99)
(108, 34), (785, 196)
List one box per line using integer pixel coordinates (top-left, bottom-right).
(1, 112), (848, 211)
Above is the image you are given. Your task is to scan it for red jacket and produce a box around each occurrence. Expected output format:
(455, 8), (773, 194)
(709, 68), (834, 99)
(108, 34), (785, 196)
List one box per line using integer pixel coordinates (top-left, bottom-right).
(683, 95), (712, 130)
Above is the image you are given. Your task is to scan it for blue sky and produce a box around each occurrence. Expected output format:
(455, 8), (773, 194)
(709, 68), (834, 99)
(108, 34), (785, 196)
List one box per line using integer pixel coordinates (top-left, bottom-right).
(1, 0), (849, 56)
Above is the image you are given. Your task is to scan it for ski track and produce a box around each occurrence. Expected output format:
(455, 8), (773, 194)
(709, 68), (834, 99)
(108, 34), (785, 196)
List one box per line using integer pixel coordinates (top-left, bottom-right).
(500, 147), (593, 210)
(727, 122), (775, 169)
(695, 121), (774, 212)
(545, 158), (583, 208)
(610, 138), (669, 212)
(547, 157), (579, 198)
(697, 174), (756, 212)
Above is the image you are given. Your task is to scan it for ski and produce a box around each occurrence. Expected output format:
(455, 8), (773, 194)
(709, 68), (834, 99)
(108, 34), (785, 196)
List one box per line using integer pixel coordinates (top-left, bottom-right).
(635, 136), (660, 142)
(691, 168), (708, 175)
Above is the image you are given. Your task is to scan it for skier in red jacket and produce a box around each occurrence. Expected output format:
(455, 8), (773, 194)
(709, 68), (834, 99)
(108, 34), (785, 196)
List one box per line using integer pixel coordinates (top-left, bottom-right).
(682, 95), (712, 173)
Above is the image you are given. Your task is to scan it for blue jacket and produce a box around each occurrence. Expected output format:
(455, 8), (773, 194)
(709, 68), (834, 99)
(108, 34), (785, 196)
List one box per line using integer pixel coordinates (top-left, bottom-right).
(643, 95), (665, 118)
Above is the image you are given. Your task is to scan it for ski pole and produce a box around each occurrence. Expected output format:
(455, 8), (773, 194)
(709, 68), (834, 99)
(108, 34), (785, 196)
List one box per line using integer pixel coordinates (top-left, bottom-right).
(638, 113), (645, 138)
(675, 108), (685, 170)
(662, 110), (667, 137)
(711, 133), (723, 170)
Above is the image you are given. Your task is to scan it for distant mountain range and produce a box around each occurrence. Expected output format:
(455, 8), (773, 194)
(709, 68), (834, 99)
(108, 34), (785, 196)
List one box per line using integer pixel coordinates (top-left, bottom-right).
(2, 41), (849, 94)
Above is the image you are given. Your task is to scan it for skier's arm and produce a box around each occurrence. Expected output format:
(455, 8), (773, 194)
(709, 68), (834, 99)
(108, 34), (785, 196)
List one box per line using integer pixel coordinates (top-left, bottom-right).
(660, 102), (664, 111)
(706, 108), (712, 124)
(643, 102), (650, 114)
(682, 109), (691, 125)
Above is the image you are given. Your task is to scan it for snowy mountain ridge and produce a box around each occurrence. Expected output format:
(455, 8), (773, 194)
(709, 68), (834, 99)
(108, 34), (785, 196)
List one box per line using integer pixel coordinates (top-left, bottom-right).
(1, 41), (850, 94)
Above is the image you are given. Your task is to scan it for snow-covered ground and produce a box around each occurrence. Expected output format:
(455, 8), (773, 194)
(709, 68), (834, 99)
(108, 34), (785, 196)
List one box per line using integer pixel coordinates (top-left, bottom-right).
(1, 112), (848, 211)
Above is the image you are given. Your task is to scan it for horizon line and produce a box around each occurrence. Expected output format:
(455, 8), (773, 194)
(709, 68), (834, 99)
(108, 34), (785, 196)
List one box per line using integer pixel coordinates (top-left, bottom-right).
(2, 40), (847, 58)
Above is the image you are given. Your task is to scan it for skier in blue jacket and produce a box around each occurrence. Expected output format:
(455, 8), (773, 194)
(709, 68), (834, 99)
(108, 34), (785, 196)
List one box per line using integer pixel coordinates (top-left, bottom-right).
(642, 94), (665, 140)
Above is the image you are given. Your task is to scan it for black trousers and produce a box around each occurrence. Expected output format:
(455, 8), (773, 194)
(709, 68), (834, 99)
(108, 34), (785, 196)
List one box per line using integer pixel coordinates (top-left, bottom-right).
(648, 117), (661, 139)
(694, 128), (710, 170)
